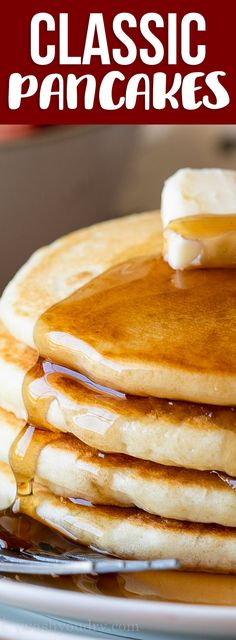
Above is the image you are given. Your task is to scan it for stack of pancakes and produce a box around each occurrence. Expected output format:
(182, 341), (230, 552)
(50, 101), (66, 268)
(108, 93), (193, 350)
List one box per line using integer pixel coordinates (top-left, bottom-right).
(1, 211), (236, 572)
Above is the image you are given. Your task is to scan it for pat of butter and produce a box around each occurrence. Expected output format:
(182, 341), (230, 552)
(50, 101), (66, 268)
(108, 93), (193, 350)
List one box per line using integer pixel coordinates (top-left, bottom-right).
(161, 168), (236, 269)
(163, 215), (236, 270)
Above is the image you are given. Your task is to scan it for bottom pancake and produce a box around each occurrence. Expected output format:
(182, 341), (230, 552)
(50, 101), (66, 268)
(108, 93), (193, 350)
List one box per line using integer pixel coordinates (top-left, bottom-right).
(16, 485), (236, 573)
(0, 461), (16, 510)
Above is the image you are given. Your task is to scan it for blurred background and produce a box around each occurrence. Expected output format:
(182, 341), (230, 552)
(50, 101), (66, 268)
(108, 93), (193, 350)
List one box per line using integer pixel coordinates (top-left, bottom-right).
(1, 123), (236, 291)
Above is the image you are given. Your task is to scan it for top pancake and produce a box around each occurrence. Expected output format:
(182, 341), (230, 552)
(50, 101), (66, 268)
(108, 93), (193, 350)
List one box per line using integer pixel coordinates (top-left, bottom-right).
(0, 211), (161, 347)
(35, 255), (236, 406)
(1, 210), (236, 404)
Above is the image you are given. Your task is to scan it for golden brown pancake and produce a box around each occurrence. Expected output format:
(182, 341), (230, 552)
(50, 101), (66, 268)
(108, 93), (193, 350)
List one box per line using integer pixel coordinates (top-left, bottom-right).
(0, 461), (16, 510)
(35, 255), (236, 405)
(2, 209), (236, 569)
(2, 320), (236, 476)
(2, 210), (236, 405)
(16, 485), (236, 573)
(24, 359), (236, 476)
(0, 321), (36, 419)
(2, 405), (236, 527)
(0, 406), (24, 462)
(8, 422), (236, 527)
(0, 212), (161, 347)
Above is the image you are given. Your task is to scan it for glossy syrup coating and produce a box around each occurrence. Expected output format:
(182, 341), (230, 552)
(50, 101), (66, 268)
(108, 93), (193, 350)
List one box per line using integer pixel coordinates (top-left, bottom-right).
(34, 256), (236, 405)
(22, 359), (236, 475)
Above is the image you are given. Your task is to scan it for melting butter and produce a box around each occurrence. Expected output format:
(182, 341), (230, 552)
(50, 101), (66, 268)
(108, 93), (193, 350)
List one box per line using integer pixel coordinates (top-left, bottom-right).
(163, 214), (236, 270)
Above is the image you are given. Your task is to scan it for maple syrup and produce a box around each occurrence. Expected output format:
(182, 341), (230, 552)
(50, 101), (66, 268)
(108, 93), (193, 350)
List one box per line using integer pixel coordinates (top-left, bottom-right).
(164, 214), (236, 270)
(3, 254), (236, 603)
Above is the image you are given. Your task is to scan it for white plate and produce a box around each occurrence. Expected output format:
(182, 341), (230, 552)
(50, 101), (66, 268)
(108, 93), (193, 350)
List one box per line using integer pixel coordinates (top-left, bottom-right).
(0, 578), (236, 638)
(0, 602), (145, 640)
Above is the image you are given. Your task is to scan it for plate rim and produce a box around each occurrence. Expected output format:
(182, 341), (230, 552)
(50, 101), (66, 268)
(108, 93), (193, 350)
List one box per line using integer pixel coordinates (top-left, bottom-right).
(1, 577), (236, 636)
(0, 615), (82, 640)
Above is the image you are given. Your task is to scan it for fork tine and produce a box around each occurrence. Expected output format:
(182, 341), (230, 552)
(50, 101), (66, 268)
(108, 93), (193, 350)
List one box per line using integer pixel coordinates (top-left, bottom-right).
(0, 555), (180, 575)
(0, 559), (94, 575)
(89, 558), (180, 574)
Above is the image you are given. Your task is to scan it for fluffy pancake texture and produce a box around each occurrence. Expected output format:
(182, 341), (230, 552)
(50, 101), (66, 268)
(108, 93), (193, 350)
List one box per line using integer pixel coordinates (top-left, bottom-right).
(0, 322), (36, 419)
(17, 487), (236, 573)
(12, 425), (236, 527)
(2, 405), (236, 527)
(2, 209), (236, 570)
(35, 256), (236, 405)
(0, 212), (161, 348)
(2, 320), (236, 475)
(24, 360), (236, 476)
(0, 462), (16, 510)
(0, 406), (24, 463)
(32, 440), (236, 528)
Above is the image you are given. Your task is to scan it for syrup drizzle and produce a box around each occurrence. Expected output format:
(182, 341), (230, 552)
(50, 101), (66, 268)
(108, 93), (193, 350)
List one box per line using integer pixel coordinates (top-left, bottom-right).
(2, 255), (236, 603)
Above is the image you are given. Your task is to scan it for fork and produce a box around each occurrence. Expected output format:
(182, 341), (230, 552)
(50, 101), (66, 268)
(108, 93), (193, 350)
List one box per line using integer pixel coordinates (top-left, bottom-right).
(0, 546), (180, 575)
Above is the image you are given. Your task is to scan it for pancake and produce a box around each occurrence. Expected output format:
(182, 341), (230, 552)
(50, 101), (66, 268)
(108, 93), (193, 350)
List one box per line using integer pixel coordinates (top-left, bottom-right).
(3, 208), (236, 570)
(0, 462), (16, 510)
(0, 212), (161, 348)
(0, 322), (36, 419)
(25, 360), (236, 476)
(16, 486), (236, 573)
(2, 321), (236, 475)
(35, 255), (236, 406)
(2, 211), (236, 404)
(0, 411), (235, 527)
(0, 406), (23, 463)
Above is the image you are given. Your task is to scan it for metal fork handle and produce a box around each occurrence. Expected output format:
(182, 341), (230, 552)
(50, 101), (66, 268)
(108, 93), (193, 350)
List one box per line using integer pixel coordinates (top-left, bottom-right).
(0, 557), (179, 575)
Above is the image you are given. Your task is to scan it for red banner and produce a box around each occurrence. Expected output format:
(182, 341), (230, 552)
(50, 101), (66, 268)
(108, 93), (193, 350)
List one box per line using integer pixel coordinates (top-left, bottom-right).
(0, 0), (235, 123)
